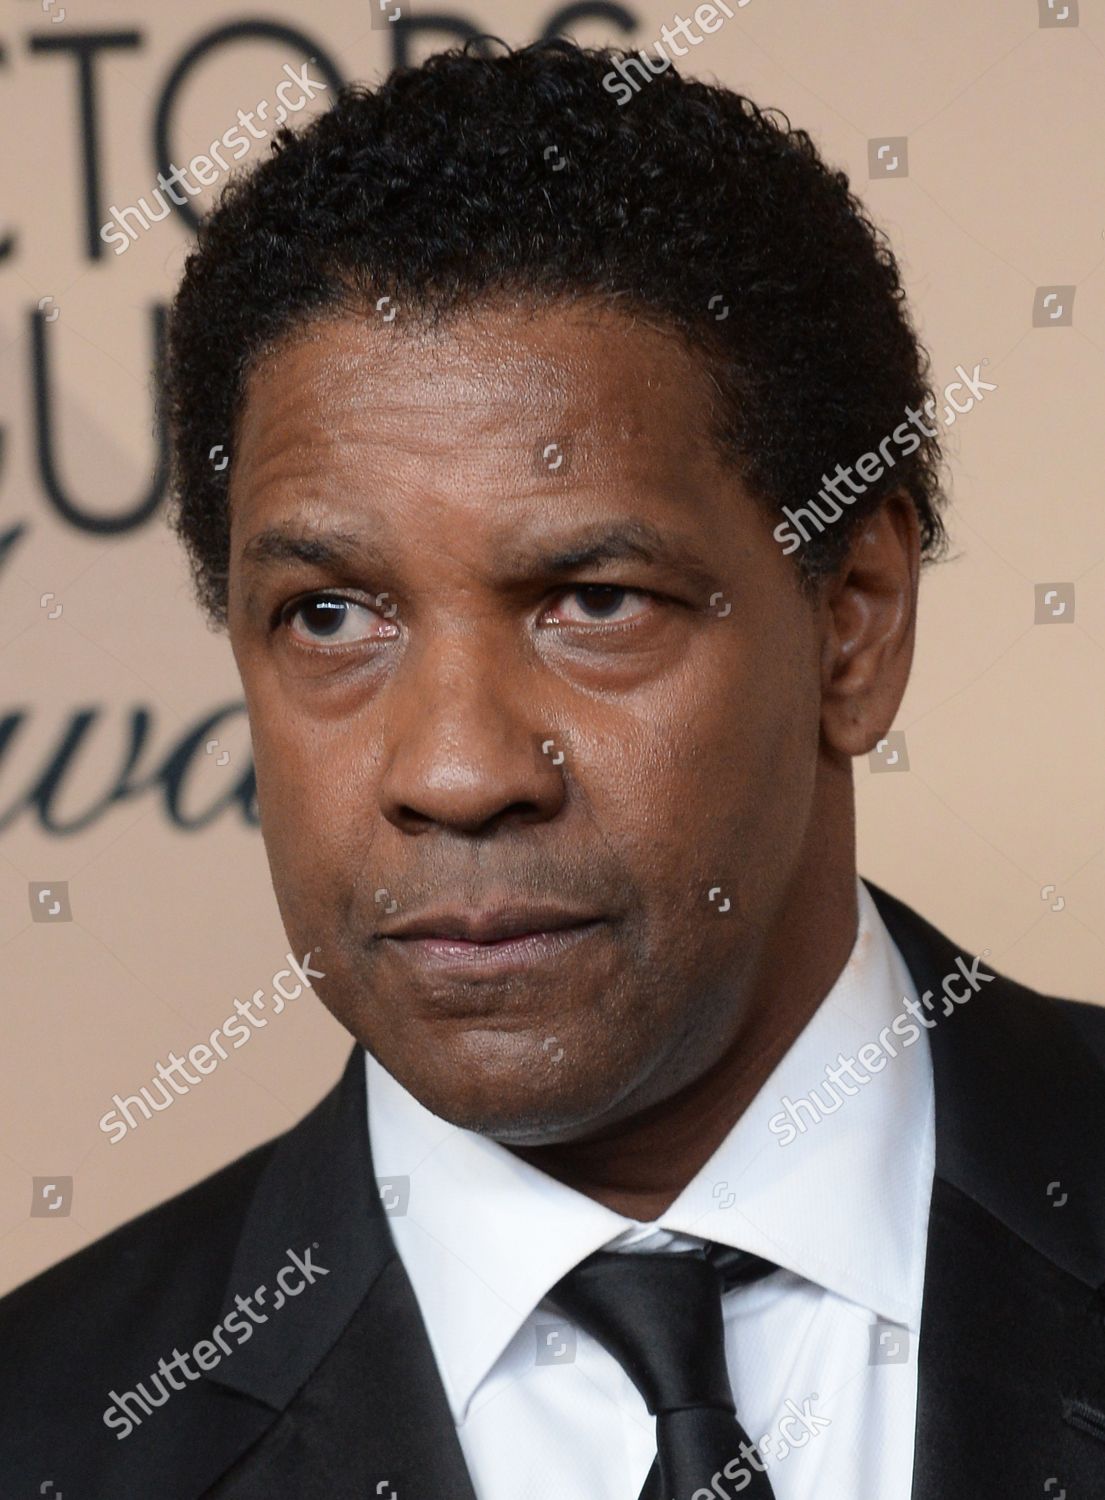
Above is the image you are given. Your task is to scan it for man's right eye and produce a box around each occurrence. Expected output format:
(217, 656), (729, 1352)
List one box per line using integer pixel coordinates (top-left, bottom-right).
(280, 594), (383, 646)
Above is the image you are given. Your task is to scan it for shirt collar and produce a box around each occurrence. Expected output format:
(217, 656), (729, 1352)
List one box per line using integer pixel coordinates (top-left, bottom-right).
(365, 876), (934, 1423)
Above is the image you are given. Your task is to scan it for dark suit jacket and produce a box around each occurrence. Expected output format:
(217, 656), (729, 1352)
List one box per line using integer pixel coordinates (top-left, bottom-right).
(3, 882), (1104, 1498)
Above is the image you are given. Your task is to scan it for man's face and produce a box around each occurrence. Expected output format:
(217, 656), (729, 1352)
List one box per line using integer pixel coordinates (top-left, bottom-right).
(227, 300), (830, 1145)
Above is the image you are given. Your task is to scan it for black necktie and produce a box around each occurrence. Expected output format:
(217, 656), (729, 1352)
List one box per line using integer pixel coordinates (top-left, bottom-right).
(547, 1243), (778, 1500)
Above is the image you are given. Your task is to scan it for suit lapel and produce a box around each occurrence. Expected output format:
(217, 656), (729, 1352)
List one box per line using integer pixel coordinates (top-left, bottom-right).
(203, 1256), (478, 1498)
(197, 1045), (478, 1499)
(867, 882), (1105, 1499)
(910, 1176), (1105, 1497)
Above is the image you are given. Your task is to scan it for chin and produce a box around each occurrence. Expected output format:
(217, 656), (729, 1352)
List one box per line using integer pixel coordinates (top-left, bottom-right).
(391, 1041), (623, 1146)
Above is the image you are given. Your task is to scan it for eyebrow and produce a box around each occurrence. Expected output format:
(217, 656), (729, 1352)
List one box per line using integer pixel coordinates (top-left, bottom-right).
(513, 520), (718, 587)
(241, 527), (365, 571)
(239, 518), (720, 594)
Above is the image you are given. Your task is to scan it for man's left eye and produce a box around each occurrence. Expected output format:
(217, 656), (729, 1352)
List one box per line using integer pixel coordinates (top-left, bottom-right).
(543, 585), (653, 624)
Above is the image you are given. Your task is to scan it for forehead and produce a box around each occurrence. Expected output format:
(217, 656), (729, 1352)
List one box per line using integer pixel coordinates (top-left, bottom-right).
(229, 299), (740, 561)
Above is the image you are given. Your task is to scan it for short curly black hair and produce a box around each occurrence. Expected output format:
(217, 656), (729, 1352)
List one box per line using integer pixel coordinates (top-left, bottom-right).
(162, 36), (948, 630)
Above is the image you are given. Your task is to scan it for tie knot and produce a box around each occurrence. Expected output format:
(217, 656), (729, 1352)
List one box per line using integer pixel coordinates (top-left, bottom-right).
(703, 1241), (777, 1292)
(547, 1245), (774, 1417)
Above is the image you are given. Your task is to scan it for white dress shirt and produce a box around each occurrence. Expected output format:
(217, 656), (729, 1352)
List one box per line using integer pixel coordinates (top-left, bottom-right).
(365, 878), (935, 1500)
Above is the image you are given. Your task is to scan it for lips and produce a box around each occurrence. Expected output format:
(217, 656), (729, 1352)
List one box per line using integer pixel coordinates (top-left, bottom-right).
(384, 918), (607, 985)
(382, 905), (601, 944)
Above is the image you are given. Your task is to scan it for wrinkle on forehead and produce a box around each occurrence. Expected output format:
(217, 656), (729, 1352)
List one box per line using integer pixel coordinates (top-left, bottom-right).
(238, 297), (721, 439)
(230, 299), (733, 530)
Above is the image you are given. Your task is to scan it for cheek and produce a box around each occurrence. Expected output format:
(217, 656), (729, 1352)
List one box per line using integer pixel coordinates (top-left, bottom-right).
(248, 706), (377, 937)
(716, 659), (823, 925)
(612, 639), (820, 928)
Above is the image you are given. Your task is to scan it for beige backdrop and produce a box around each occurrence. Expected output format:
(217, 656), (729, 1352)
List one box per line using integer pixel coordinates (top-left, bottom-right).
(2, 0), (1103, 1296)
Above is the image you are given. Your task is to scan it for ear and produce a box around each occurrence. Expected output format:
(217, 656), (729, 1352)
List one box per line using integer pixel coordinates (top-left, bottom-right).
(818, 490), (921, 758)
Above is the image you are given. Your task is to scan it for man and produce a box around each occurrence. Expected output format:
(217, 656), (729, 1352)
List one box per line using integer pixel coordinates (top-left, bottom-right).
(2, 37), (1103, 1500)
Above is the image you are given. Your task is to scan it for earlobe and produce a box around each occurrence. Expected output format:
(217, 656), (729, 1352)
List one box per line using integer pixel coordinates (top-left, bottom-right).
(819, 492), (921, 759)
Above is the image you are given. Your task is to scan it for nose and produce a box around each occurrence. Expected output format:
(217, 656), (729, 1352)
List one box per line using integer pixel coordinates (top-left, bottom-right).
(377, 628), (568, 836)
